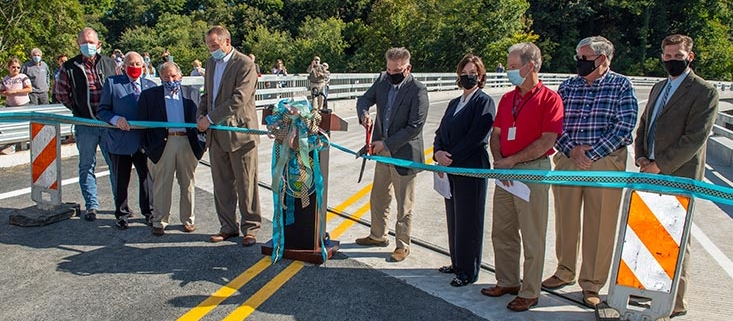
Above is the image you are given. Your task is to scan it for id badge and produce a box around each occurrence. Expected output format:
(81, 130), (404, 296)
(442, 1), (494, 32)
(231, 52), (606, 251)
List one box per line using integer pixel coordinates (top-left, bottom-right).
(507, 127), (517, 141)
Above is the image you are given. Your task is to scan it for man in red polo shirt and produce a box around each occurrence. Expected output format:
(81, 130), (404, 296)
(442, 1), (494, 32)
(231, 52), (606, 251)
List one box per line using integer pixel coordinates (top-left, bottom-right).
(480, 42), (563, 312)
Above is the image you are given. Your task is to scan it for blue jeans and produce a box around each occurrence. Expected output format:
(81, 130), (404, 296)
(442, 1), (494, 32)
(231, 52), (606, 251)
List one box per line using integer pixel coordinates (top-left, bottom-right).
(75, 125), (115, 211)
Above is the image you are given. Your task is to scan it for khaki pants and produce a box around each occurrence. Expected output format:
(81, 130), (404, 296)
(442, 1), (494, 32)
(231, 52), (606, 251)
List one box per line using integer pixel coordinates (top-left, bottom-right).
(551, 147), (627, 292)
(149, 136), (198, 228)
(369, 157), (416, 250)
(492, 157), (551, 298)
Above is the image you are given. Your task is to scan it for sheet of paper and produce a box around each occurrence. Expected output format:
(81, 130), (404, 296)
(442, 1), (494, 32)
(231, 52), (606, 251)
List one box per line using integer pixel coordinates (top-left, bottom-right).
(433, 172), (452, 199)
(495, 179), (530, 202)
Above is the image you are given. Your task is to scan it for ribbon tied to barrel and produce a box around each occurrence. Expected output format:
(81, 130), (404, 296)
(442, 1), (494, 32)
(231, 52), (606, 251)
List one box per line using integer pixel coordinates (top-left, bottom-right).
(265, 97), (329, 263)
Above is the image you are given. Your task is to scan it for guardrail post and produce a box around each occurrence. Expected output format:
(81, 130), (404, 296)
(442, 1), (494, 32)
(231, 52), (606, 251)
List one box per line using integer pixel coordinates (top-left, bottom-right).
(9, 122), (80, 226)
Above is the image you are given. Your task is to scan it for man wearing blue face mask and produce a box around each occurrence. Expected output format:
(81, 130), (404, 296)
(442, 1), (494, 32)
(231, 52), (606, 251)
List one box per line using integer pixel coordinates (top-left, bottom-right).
(483, 43), (563, 312)
(634, 34), (718, 319)
(542, 36), (638, 308)
(55, 27), (120, 222)
(196, 25), (262, 247)
(21, 48), (51, 105)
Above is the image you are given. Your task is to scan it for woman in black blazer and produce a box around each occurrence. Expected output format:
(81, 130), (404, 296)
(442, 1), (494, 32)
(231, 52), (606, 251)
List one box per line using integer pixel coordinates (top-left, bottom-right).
(433, 54), (495, 286)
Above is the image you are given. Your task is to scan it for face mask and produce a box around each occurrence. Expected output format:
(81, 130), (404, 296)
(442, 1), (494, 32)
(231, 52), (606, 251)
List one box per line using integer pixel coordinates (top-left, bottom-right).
(662, 59), (690, 77)
(115, 57), (123, 63)
(80, 43), (97, 58)
(459, 74), (478, 89)
(388, 71), (405, 85)
(33, 56), (41, 63)
(164, 80), (182, 93)
(211, 49), (225, 61)
(126, 66), (143, 79)
(144, 57), (150, 64)
(576, 56), (600, 77)
(507, 68), (526, 86)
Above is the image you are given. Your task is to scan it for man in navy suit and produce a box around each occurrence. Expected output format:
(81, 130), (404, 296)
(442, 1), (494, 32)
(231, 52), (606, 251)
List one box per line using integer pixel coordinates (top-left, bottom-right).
(138, 62), (206, 236)
(97, 51), (156, 229)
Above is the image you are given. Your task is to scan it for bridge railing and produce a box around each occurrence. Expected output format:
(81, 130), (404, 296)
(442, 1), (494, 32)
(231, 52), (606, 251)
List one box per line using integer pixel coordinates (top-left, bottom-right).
(2, 73), (733, 149)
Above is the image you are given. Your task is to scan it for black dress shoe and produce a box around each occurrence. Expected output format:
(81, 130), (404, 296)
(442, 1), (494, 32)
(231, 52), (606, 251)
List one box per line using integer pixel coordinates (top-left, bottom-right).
(438, 265), (454, 274)
(84, 209), (97, 221)
(115, 217), (129, 230)
(670, 311), (687, 318)
(143, 214), (153, 226)
(450, 274), (473, 287)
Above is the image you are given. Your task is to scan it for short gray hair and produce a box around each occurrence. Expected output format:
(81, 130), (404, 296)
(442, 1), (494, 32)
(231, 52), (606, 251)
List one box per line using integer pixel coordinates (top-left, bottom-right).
(30, 48), (42, 56)
(77, 27), (99, 43)
(159, 61), (181, 75)
(385, 47), (411, 64)
(576, 36), (614, 62)
(123, 51), (142, 64)
(508, 43), (542, 72)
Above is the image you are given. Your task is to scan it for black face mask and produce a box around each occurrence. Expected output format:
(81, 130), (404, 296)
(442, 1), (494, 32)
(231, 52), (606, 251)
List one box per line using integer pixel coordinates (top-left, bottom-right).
(459, 74), (478, 89)
(663, 59), (690, 77)
(576, 56), (600, 77)
(388, 71), (406, 85)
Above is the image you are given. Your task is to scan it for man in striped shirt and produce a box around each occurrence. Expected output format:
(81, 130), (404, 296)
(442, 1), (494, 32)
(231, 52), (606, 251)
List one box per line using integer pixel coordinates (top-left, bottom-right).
(541, 36), (638, 308)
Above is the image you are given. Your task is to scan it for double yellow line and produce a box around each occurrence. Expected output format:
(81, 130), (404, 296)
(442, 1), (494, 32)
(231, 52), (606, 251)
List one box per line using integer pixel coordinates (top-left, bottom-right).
(178, 147), (433, 321)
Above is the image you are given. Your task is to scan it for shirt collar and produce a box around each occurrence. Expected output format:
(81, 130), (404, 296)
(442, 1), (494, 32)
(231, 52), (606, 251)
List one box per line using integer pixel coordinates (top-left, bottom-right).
(461, 87), (479, 104)
(667, 68), (691, 86)
(220, 49), (235, 63)
(514, 80), (544, 98)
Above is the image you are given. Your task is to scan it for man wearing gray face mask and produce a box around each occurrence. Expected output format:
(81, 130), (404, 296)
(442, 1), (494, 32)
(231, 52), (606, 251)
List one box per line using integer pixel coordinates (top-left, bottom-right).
(21, 48), (50, 105)
(634, 34), (718, 319)
(542, 36), (638, 308)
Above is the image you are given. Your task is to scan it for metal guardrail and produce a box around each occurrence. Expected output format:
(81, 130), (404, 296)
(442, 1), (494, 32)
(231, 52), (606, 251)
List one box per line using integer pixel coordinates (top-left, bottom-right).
(2, 73), (732, 149)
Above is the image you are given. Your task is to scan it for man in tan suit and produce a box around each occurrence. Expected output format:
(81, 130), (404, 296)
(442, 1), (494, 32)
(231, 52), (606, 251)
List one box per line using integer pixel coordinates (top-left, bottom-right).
(196, 25), (262, 247)
(634, 34), (719, 319)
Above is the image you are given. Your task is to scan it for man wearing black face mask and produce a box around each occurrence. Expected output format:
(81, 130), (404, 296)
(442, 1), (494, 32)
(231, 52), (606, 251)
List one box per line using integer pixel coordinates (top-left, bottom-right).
(543, 36), (639, 309)
(354, 47), (430, 263)
(634, 34), (718, 319)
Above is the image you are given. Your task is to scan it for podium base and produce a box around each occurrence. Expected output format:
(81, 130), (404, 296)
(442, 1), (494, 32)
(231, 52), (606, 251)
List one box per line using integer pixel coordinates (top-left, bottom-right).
(260, 239), (340, 265)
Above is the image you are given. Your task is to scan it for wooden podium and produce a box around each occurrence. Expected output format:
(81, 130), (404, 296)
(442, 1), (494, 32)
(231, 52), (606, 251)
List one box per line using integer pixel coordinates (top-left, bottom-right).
(260, 107), (348, 264)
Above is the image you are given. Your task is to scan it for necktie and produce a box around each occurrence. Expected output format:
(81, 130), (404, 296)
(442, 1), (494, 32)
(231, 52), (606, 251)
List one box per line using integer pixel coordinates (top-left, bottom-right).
(132, 82), (140, 101)
(647, 81), (672, 158)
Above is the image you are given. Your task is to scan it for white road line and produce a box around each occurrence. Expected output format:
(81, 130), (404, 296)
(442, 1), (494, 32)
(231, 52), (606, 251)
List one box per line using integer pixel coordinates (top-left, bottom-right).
(692, 223), (733, 280)
(0, 170), (109, 200)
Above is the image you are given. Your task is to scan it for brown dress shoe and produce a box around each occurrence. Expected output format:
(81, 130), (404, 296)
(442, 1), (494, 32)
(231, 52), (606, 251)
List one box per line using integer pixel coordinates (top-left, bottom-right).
(152, 227), (165, 236)
(389, 248), (409, 262)
(507, 296), (538, 312)
(541, 275), (575, 290)
(355, 236), (390, 247)
(582, 290), (600, 308)
(210, 232), (239, 243)
(242, 234), (257, 247)
(183, 224), (196, 233)
(480, 285), (521, 297)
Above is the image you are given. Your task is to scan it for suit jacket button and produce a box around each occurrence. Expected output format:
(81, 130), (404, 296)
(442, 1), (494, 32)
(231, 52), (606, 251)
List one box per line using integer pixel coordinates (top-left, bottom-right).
(163, 138), (167, 141)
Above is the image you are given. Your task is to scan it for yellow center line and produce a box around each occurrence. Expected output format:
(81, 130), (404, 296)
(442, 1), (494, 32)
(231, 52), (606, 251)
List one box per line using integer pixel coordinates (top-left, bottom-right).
(176, 258), (271, 321)
(221, 261), (305, 321)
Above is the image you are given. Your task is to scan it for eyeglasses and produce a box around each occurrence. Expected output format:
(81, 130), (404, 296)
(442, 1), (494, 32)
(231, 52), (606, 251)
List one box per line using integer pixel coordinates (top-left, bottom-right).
(574, 55), (600, 61)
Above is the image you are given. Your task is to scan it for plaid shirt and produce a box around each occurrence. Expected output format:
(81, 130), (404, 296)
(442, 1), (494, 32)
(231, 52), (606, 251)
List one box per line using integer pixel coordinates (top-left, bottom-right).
(555, 71), (638, 161)
(55, 55), (105, 117)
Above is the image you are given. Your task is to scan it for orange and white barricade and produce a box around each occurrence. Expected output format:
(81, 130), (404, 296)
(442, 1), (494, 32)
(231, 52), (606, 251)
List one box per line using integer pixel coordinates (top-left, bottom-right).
(30, 122), (62, 210)
(607, 190), (693, 321)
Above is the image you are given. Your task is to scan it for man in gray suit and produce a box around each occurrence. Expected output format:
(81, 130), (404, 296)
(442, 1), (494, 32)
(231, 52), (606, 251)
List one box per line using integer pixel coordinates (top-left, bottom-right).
(635, 34), (719, 319)
(196, 25), (262, 247)
(354, 47), (430, 262)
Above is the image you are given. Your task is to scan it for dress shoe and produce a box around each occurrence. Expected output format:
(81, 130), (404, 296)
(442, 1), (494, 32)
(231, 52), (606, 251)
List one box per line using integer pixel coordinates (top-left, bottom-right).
(582, 290), (600, 308)
(670, 310), (687, 318)
(450, 274), (474, 287)
(242, 234), (257, 247)
(84, 209), (97, 221)
(389, 248), (409, 262)
(183, 224), (196, 233)
(355, 236), (390, 247)
(143, 214), (153, 226)
(541, 275), (575, 290)
(210, 232), (239, 243)
(480, 285), (521, 297)
(115, 217), (129, 230)
(507, 296), (538, 312)
(438, 265), (454, 274)
(152, 227), (165, 236)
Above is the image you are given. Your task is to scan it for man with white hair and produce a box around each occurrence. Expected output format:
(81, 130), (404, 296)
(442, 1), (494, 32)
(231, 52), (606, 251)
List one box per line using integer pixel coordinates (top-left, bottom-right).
(97, 51), (157, 229)
(21, 48), (51, 104)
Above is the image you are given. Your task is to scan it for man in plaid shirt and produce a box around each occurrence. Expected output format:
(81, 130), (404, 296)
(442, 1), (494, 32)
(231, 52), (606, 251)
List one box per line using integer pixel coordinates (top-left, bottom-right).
(55, 27), (119, 221)
(540, 36), (638, 308)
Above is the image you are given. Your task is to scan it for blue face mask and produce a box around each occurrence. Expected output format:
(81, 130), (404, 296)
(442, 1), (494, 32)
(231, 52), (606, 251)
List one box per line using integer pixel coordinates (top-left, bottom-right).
(211, 49), (225, 61)
(144, 57), (150, 64)
(80, 44), (97, 58)
(163, 80), (182, 93)
(32, 56), (42, 63)
(507, 68), (526, 86)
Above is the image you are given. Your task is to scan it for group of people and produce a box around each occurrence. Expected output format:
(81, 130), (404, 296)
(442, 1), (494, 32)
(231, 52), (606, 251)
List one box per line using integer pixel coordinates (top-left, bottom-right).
(353, 34), (717, 318)
(54, 26), (263, 248)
